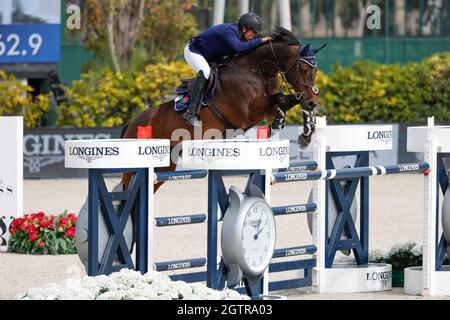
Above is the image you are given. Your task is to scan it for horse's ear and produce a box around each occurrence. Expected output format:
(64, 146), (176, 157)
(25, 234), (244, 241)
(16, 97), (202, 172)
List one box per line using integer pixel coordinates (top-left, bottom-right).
(300, 43), (310, 56)
(312, 44), (327, 54)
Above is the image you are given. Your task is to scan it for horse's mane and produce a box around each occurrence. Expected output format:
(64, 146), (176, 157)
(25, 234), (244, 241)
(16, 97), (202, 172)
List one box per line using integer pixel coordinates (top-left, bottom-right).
(226, 25), (300, 64)
(270, 25), (300, 46)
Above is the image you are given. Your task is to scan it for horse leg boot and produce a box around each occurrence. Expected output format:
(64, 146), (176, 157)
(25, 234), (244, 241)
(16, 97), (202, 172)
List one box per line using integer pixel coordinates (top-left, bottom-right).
(298, 97), (317, 150)
(270, 107), (286, 136)
(298, 109), (317, 149)
(183, 70), (207, 128)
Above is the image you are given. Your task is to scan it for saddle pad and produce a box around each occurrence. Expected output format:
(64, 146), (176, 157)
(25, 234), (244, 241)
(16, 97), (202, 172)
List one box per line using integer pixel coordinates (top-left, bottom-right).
(174, 94), (190, 112)
(173, 81), (216, 112)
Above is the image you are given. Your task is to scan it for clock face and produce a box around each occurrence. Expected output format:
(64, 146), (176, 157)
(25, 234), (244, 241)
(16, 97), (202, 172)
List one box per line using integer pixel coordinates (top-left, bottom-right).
(241, 201), (276, 275)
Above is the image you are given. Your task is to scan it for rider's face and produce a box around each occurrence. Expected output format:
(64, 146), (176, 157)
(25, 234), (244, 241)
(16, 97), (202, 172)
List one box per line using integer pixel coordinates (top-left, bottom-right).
(242, 27), (257, 41)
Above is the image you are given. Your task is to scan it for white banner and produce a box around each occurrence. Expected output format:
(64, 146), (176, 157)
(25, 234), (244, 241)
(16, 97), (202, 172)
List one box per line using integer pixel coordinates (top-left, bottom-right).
(0, 116), (23, 250)
(182, 139), (290, 170)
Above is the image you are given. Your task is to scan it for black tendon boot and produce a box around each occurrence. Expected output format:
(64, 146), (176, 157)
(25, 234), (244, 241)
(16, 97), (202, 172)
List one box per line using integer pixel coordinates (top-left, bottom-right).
(270, 107), (286, 137)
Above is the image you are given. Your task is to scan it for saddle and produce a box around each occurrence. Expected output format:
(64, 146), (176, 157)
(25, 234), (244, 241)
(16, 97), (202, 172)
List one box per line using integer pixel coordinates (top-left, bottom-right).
(173, 57), (242, 130)
(174, 53), (239, 112)
(174, 67), (218, 112)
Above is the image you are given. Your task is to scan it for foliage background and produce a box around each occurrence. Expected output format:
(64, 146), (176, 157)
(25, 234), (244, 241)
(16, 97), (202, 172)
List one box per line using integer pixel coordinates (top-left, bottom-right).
(57, 52), (450, 127)
(0, 70), (50, 128)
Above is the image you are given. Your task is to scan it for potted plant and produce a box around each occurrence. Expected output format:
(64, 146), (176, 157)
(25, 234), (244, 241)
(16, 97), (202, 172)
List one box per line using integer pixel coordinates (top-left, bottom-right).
(8, 211), (77, 254)
(369, 241), (423, 287)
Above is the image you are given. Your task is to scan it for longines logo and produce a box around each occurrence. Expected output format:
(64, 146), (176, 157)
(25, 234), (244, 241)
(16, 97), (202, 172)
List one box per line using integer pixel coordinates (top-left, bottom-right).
(68, 146), (119, 163)
(366, 270), (392, 287)
(187, 147), (240, 162)
(284, 172), (308, 181)
(367, 130), (393, 145)
(259, 146), (289, 162)
(138, 146), (170, 161)
(399, 163), (420, 172)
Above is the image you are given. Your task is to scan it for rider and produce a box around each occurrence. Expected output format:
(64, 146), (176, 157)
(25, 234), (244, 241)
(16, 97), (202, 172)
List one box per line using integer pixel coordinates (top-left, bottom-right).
(183, 12), (271, 127)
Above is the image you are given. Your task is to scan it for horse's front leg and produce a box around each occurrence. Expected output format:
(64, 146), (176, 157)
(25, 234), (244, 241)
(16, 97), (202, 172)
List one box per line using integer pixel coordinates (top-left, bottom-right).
(268, 92), (305, 135)
(269, 92), (319, 150)
(298, 96), (318, 150)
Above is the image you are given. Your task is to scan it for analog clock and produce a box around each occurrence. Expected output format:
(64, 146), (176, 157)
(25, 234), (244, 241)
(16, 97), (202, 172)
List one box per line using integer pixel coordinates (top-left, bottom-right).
(221, 184), (276, 289)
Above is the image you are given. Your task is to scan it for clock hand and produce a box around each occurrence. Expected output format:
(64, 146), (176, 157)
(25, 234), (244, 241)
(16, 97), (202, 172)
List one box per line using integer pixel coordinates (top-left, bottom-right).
(255, 212), (263, 233)
(256, 225), (265, 236)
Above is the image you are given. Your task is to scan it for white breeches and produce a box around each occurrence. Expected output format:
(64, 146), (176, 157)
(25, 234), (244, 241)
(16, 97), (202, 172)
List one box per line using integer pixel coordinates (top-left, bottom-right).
(184, 43), (211, 79)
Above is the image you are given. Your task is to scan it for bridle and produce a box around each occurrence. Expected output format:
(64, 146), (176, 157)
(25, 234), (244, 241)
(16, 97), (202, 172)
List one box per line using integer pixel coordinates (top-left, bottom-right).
(268, 40), (319, 102)
(268, 40), (319, 140)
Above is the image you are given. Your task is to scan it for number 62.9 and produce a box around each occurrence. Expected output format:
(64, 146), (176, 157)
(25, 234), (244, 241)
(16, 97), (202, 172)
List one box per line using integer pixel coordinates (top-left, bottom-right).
(0, 33), (43, 56)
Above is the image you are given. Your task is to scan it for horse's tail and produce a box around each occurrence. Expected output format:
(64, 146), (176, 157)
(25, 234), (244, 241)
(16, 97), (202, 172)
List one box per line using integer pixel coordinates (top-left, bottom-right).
(120, 124), (129, 138)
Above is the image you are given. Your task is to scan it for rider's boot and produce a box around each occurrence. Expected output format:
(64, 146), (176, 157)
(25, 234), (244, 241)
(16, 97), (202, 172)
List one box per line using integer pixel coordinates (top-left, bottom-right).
(183, 71), (208, 128)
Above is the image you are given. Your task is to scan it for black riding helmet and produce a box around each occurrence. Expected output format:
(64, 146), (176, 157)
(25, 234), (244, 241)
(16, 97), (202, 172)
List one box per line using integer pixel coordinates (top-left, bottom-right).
(237, 13), (262, 35)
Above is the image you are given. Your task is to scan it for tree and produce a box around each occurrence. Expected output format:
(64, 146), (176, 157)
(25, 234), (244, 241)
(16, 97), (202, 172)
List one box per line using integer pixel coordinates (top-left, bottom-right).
(81, 0), (198, 71)
(107, 0), (146, 71)
(82, 0), (145, 72)
(138, 0), (199, 65)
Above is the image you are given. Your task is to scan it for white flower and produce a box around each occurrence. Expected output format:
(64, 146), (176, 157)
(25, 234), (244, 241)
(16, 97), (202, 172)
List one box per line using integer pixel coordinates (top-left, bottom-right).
(17, 269), (243, 300)
(411, 244), (422, 256)
(369, 249), (387, 261)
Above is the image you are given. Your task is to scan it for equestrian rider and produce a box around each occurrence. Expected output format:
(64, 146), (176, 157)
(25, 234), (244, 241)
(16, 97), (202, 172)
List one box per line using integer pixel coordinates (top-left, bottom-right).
(183, 12), (271, 127)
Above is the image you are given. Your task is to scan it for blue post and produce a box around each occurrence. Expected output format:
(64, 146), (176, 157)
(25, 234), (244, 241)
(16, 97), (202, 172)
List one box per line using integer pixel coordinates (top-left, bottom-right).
(87, 168), (148, 276)
(436, 153), (450, 270)
(325, 151), (369, 268)
(135, 168), (149, 274)
(88, 169), (99, 276)
(207, 170), (222, 289)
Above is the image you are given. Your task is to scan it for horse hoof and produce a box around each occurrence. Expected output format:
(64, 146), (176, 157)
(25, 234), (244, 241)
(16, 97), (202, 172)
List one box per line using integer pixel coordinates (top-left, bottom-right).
(298, 134), (311, 150)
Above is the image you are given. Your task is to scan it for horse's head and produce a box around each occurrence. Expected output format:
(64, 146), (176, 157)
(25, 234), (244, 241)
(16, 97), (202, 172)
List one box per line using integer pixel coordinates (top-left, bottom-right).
(267, 26), (326, 149)
(269, 26), (326, 111)
(286, 43), (326, 110)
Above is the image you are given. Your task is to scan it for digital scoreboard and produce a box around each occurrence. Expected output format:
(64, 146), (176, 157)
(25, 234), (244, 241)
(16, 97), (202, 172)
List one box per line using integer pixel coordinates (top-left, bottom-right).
(0, 24), (60, 63)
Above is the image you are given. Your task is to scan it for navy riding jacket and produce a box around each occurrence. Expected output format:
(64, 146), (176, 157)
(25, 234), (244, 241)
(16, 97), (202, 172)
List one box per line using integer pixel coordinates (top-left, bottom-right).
(189, 23), (263, 64)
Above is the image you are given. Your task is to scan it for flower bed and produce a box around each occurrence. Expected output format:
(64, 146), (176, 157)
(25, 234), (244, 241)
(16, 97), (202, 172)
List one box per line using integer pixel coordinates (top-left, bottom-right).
(16, 269), (248, 300)
(369, 241), (422, 271)
(8, 211), (77, 254)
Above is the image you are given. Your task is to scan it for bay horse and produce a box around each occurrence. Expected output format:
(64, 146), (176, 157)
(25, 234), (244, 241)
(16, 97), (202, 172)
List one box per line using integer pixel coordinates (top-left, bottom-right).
(121, 26), (325, 244)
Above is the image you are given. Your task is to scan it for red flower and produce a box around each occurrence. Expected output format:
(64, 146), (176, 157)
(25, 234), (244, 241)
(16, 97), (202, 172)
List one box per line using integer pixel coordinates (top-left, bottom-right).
(28, 224), (38, 233)
(10, 227), (16, 235)
(39, 220), (48, 228)
(68, 214), (77, 223)
(20, 222), (28, 231)
(47, 221), (54, 229)
(28, 231), (37, 242)
(38, 241), (46, 248)
(65, 226), (76, 237)
(14, 218), (23, 227)
(59, 217), (69, 227)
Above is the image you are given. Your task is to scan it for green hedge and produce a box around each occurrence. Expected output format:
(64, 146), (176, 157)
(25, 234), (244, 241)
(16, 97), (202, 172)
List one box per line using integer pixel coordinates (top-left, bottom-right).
(2, 53), (448, 128)
(57, 62), (195, 127)
(0, 69), (50, 128)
